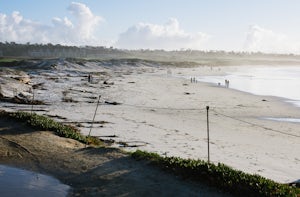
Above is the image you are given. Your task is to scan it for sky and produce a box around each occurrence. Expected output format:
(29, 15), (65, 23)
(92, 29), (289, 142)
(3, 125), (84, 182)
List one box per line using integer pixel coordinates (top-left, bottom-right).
(1, 0), (300, 53)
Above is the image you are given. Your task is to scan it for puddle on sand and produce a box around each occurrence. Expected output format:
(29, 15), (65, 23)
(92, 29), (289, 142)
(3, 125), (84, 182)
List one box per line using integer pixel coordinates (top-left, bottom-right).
(0, 165), (70, 197)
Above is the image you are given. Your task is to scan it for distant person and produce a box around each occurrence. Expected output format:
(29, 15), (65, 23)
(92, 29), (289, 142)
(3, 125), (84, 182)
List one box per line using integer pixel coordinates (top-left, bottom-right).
(88, 74), (93, 83)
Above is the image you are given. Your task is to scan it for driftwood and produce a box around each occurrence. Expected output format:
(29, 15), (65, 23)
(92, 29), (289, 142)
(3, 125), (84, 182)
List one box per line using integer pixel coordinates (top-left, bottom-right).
(104, 101), (121, 105)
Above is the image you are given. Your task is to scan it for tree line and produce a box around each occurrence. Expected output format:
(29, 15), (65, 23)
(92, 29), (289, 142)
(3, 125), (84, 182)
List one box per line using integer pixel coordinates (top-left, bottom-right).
(1, 42), (300, 64)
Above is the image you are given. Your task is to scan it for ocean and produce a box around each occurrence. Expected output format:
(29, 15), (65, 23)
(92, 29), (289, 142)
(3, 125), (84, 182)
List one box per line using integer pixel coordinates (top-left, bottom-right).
(197, 65), (300, 107)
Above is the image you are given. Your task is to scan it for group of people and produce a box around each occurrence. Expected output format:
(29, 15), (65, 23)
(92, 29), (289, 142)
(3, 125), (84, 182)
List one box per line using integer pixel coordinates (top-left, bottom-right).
(225, 79), (230, 88)
(190, 77), (197, 83)
(190, 77), (229, 88)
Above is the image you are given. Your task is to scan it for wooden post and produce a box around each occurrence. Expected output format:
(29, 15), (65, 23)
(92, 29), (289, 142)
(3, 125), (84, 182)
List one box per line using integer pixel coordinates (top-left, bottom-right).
(31, 89), (34, 114)
(206, 106), (210, 163)
(86, 95), (101, 146)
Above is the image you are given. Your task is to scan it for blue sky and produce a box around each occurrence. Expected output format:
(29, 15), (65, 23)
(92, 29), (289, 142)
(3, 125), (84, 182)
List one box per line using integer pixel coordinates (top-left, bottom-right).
(1, 0), (300, 53)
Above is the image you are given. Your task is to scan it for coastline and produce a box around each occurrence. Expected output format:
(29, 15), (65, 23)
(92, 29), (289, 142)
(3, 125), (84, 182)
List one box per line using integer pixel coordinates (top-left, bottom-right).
(94, 64), (300, 183)
(196, 66), (300, 111)
(1, 61), (299, 184)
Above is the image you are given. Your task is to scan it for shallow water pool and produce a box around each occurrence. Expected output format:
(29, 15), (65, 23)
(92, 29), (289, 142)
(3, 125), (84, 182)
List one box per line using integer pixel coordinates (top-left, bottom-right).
(0, 165), (70, 197)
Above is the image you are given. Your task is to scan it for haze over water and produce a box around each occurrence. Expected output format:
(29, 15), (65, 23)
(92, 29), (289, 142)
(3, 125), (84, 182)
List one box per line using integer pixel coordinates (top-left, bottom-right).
(198, 66), (300, 107)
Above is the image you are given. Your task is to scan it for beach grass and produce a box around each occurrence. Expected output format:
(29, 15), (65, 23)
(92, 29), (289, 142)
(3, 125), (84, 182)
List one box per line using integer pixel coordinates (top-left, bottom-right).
(132, 150), (300, 197)
(1, 110), (299, 196)
(1, 111), (103, 146)
(0, 58), (20, 63)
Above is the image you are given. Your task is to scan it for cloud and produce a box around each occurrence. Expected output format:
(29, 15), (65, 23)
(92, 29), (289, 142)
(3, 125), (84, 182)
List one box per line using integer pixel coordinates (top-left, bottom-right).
(115, 18), (210, 50)
(0, 2), (104, 45)
(244, 25), (300, 53)
(0, 11), (49, 43)
(67, 2), (103, 41)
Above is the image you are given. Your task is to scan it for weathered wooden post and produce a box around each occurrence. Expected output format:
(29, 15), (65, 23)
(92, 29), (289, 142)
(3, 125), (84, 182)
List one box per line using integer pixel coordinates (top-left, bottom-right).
(31, 88), (35, 114)
(206, 106), (210, 163)
(86, 95), (101, 146)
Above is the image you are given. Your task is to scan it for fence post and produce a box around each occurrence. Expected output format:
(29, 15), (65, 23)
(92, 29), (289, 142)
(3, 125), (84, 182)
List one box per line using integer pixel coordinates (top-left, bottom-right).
(31, 89), (34, 114)
(86, 95), (101, 146)
(206, 106), (210, 163)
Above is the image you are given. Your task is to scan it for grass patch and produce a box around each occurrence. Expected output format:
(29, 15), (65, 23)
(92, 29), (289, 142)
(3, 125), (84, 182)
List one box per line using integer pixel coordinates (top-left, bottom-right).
(132, 150), (300, 197)
(0, 58), (19, 63)
(1, 111), (103, 146)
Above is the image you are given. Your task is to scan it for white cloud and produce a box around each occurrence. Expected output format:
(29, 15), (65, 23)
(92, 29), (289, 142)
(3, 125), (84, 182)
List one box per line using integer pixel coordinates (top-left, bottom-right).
(244, 25), (300, 54)
(67, 2), (103, 41)
(0, 11), (49, 43)
(0, 2), (104, 45)
(115, 18), (210, 50)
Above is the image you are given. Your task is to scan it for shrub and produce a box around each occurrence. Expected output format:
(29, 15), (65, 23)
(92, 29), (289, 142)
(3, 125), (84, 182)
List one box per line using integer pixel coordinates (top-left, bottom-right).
(132, 150), (300, 197)
(6, 111), (103, 146)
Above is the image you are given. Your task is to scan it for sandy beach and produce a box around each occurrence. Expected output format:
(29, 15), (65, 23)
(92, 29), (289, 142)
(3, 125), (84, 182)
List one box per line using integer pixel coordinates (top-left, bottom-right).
(89, 64), (300, 184)
(0, 115), (233, 196)
(1, 60), (300, 185)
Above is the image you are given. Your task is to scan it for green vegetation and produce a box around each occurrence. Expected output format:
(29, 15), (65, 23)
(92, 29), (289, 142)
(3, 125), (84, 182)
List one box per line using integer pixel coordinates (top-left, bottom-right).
(1, 110), (298, 196)
(132, 150), (300, 197)
(0, 58), (19, 63)
(2, 111), (103, 146)
(3, 42), (300, 65)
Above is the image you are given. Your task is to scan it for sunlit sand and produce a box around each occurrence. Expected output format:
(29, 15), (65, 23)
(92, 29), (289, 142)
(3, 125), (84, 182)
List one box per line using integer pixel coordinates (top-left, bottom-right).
(1, 60), (299, 184)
